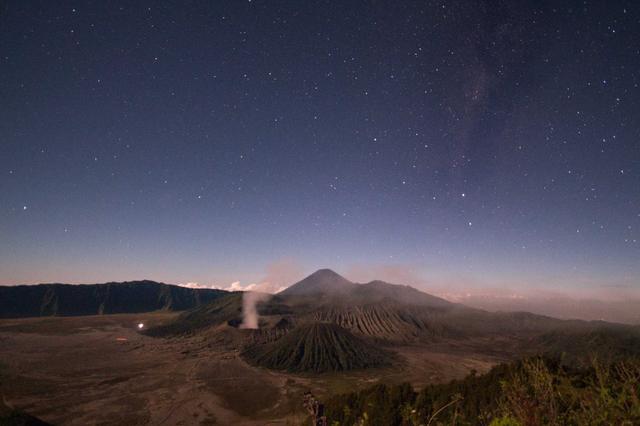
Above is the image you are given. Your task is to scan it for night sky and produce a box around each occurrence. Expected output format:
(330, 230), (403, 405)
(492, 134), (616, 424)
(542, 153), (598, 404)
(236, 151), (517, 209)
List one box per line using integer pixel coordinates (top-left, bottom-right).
(1, 1), (639, 292)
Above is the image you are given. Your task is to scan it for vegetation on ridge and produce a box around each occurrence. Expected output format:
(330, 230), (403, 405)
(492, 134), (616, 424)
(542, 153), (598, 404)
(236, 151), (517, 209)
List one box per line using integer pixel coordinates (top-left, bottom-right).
(323, 356), (640, 425)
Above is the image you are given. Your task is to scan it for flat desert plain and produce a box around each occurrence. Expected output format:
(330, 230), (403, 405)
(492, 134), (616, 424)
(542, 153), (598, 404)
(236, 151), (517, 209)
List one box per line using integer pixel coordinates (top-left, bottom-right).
(0, 313), (515, 425)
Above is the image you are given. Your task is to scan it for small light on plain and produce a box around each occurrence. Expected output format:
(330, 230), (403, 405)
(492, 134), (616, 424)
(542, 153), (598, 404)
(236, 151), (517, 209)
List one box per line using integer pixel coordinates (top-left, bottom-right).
(137, 323), (144, 329)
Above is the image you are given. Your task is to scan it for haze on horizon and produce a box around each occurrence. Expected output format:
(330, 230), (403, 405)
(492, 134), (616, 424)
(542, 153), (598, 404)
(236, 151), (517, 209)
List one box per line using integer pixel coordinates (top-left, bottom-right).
(3, 261), (639, 325)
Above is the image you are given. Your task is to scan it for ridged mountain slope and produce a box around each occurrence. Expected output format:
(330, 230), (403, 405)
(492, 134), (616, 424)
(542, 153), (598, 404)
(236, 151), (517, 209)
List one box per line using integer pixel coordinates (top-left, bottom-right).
(242, 322), (391, 373)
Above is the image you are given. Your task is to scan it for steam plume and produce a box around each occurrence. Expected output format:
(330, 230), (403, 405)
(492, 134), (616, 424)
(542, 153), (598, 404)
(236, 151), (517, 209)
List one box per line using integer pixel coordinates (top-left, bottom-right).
(239, 258), (303, 329)
(240, 291), (271, 329)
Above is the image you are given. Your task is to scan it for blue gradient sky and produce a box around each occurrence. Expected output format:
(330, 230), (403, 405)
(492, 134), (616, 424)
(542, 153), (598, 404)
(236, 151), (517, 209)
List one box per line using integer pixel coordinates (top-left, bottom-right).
(1, 1), (638, 292)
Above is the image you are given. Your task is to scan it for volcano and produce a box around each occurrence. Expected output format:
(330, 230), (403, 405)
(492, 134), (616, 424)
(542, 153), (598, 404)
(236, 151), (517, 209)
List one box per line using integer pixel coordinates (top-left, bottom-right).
(79, 269), (640, 373)
(242, 322), (391, 373)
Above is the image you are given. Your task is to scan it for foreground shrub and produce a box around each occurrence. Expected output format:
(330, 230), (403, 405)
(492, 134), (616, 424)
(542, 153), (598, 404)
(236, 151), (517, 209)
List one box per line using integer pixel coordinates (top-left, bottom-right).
(324, 356), (640, 425)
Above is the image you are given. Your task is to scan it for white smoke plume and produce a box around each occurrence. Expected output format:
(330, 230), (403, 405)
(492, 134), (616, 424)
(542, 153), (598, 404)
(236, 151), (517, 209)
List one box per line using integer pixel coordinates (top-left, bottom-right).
(239, 258), (304, 329)
(239, 291), (271, 329)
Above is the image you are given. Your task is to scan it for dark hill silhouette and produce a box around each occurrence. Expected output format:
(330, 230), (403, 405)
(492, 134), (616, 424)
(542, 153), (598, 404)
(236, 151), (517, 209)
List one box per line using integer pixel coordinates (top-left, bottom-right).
(0, 280), (227, 318)
(0, 398), (52, 425)
(242, 322), (391, 373)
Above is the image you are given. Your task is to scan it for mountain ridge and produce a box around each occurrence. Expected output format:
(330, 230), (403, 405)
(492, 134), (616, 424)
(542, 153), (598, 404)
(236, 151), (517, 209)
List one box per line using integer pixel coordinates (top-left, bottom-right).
(280, 269), (455, 309)
(0, 280), (228, 318)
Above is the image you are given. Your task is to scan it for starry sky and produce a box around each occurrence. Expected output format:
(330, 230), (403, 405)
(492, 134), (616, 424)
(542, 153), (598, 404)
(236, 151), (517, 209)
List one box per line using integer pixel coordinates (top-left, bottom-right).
(1, 1), (639, 292)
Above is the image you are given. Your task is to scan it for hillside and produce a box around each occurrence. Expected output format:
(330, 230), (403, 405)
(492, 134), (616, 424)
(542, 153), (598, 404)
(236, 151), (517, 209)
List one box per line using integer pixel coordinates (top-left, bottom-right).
(0, 280), (227, 318)
(308, 302), (458, 342)
(534, 324), (640, 362)
(242, 322), (391, 373)
(348, 280), (453, 308)
(144, 292), (243, 336)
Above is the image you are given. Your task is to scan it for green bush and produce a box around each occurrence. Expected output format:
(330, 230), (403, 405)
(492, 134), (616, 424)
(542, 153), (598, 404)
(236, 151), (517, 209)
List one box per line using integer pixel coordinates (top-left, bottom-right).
(324, 356), (640, 426)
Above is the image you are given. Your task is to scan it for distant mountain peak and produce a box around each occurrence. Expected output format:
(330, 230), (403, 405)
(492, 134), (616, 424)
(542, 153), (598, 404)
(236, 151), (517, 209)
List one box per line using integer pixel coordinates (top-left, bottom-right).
(308, 268), (344, 279)
(279, 270), (454, 309)
(280, 269), (354, 296)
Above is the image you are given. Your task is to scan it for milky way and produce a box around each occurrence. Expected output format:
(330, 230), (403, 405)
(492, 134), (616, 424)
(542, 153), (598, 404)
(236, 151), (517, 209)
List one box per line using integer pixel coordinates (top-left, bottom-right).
(1, 1), (638, 290)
